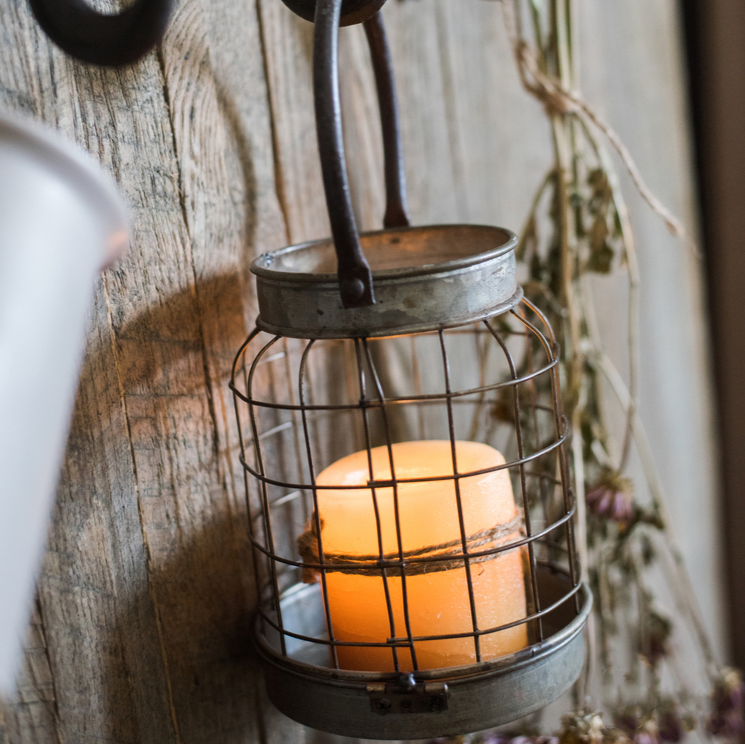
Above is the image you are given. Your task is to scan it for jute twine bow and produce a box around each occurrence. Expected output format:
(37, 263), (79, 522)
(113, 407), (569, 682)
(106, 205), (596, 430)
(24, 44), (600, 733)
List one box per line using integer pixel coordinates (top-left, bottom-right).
(297, 513), (524, 583)
(497, 0), (686, 241)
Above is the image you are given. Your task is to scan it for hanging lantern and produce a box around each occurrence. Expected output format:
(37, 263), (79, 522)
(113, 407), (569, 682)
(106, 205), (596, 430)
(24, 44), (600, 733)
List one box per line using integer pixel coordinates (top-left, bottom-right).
(231, 0), (591, 738)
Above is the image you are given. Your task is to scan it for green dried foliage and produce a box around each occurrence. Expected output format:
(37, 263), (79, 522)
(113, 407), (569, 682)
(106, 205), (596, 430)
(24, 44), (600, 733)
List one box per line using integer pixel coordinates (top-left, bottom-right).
(434, 1), (737, 743)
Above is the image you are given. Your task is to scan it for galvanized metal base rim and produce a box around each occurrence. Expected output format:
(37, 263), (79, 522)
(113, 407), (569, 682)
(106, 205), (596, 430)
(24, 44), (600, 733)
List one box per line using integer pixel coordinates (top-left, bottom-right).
(255, 579), (592, 739)
(255, 580), (591, 687)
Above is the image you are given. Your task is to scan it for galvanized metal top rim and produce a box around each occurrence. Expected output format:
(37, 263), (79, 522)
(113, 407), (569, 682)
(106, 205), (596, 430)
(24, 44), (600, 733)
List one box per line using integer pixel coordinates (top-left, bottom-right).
(252, 224), (517, 283)
(255, 580), (592, 686)
(251, 224), (519, 339)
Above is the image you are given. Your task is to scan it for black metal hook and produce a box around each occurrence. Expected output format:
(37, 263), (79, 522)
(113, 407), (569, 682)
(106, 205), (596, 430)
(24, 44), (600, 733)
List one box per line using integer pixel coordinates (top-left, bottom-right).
(28, 0), (174, 67)
(314, 0), (408, 308)
(283, 0), (385, 26)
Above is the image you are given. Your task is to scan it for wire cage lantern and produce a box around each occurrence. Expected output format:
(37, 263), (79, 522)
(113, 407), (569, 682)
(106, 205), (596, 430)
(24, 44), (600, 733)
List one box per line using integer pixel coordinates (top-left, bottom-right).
(231, 0), (591, 739)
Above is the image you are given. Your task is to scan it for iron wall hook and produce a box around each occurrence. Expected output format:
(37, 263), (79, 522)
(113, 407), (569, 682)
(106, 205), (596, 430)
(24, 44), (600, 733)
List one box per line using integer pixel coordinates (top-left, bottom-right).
(282, 0), (385, 26)
(28, 0), (174, 67)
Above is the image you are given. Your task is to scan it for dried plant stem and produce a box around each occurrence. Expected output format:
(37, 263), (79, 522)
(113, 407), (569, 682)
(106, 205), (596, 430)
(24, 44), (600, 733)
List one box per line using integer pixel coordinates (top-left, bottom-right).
(594, 348), (719, 677)
(499, 0), (686, 240)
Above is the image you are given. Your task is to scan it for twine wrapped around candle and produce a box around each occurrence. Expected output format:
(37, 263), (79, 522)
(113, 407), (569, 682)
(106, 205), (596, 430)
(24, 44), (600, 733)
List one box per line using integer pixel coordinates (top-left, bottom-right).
(298, 513), (524, 582)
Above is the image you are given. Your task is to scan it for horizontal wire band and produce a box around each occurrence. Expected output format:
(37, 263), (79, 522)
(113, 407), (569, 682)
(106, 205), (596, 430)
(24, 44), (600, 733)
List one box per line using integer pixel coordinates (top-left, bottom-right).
(237, 422), (567, 491)
(229, 356), (556, 409)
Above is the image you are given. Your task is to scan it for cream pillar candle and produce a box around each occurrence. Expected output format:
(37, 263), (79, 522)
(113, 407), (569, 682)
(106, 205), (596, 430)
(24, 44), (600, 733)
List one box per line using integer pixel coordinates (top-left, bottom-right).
(311, 440), (528, 672)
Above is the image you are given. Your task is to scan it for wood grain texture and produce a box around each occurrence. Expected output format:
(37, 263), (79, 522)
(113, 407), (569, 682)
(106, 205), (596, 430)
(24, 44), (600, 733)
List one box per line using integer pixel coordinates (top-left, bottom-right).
(0, 0), (723, 742)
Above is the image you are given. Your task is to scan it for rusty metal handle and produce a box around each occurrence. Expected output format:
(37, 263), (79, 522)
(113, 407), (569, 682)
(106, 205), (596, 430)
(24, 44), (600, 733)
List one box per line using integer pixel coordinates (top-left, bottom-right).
(314, 1), (408, 308)
(282, 0), (385, 26)
(314, 0), (374, 308)
(364, 13), (410, 230)
(28, 0), (173, 67)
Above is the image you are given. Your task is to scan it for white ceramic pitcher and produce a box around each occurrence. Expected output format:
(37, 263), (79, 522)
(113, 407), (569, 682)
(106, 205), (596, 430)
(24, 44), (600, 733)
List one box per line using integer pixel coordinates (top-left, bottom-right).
(0, 112), (128, 696)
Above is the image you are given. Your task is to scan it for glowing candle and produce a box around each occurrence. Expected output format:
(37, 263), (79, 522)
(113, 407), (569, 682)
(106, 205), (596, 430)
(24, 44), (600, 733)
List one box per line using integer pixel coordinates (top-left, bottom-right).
(309, 440), (528, 672)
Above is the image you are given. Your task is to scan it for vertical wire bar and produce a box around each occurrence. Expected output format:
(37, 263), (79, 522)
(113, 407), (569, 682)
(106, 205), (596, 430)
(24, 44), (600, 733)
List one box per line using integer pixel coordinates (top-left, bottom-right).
(283, 337), (311, 524)
(303, 342), (325, 474)
(468, 322), (490, 441)
(515, 301), (582, 611)
(437, 329), (482, 662)
(353, 338), (400, 672)
(246, 335), (288, 655)
(241, 346), (273, 613)
(298, 339), (339, 667)
(518, 306), (552, 547)
(345, 339), (365, 453)
(409, 335), (426, 440)
(242, 333), (277, 599)
(362, 339), (419, 670)
(485, 319), (544, 642)
(232, 328), (266, 634)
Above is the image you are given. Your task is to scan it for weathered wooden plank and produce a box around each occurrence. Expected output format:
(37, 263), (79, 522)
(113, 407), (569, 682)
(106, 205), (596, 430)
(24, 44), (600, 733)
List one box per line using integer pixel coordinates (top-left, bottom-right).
(258, 0), (330, 244)
(0, 1), (179, 741)
(0, 1), (724, 743)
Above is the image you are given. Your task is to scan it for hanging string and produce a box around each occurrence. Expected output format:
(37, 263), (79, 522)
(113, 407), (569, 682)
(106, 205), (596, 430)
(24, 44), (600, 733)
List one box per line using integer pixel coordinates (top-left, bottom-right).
(498, 0), (686, 240)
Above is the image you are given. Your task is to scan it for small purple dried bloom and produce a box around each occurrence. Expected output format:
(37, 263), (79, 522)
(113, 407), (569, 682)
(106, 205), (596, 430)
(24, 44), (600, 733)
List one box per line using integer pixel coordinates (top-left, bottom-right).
(510, 737), (533, 744)
(657, 710), (683, 743)
(714, 668), (745, 715)
(614, 710), (640, 734)
(634, 719), (660, 744)
(705, 713), (744, 738)
(482, 736), (512, 744)
(641, 610), (672, 666)
(586, 470), (635, 524)
(706, 668), (745, 738)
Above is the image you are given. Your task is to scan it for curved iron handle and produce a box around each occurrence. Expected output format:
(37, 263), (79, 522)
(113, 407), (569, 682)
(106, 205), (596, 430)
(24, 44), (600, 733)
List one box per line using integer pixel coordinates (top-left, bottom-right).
(314, 2), (409, 308)
(314, 0), (374, 308)
(28, 0), (174, 67)
(363, 13), (410, 230)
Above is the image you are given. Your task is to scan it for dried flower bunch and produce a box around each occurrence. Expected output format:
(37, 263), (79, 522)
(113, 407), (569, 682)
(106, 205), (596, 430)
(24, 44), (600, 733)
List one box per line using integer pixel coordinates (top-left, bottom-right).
(428, 674), (743, 744)
(429, 0), (741, 741)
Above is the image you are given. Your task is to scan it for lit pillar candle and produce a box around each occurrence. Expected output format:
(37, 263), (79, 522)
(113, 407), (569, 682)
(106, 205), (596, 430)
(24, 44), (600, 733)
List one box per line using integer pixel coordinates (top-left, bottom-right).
(308, 440), (528, 672)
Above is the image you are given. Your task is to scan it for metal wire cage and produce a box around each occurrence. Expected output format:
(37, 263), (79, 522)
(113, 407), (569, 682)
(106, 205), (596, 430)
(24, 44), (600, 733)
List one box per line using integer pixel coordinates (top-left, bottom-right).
(230, 294), (591, 739)
(229, 0), (590, 737)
